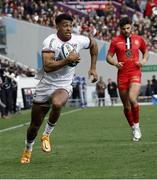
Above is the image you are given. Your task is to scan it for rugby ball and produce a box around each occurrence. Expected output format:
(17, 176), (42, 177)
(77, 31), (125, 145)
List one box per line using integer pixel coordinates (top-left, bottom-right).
(60, 42), (78, 67)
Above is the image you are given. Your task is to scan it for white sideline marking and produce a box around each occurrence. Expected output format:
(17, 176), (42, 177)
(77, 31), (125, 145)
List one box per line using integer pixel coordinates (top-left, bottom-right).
(0, 108), (81, 133)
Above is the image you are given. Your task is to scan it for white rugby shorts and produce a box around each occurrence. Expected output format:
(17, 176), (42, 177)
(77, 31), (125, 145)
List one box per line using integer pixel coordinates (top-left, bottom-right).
(33, 82), (72, 103)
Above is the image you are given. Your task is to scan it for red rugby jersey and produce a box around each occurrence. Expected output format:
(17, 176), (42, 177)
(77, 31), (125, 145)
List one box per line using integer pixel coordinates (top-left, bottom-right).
(107, 34), (147, 74)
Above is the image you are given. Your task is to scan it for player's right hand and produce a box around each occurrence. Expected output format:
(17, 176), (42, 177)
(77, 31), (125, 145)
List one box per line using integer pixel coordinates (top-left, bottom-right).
(88, 69), (98, 83)
(66, 52), (80, 63)
(115, 62), (124, 69)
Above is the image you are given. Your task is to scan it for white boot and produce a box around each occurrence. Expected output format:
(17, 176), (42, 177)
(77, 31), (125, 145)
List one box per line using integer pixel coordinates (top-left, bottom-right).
(132, 124), (142, 142)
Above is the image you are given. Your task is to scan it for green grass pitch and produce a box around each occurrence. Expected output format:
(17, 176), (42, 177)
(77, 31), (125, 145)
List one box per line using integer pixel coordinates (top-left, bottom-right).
(0, 105), (157, 179)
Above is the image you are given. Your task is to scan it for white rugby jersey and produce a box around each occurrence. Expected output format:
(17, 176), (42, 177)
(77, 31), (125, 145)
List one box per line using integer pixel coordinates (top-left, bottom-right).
(37, 33), (90, 87)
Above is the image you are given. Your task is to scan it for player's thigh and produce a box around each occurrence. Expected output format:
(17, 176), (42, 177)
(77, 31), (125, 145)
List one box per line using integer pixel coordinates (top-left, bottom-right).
(117, 75), (129, 91)
(51, 89), (69, 107)
(119, 90), (130, 107)
(129, 83), (141, 100)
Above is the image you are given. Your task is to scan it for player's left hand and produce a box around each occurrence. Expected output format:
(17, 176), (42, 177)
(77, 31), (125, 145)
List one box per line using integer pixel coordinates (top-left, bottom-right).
(135, 61), (144, 68)
(88, 69), (98, 83)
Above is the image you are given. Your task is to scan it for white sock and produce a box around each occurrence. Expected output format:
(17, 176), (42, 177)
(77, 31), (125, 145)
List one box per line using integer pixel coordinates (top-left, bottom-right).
(134, 123), (139, 129)
(132, 125), (135, 130)
(43, 121), (55, 136)
(25, 140), (35, 152)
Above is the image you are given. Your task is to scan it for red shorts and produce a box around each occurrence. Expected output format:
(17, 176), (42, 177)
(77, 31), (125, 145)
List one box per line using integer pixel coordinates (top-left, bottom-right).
(117, 72), (141, 90)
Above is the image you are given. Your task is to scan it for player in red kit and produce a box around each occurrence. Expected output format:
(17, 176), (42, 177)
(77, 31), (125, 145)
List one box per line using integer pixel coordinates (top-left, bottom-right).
(106, 17), (149, 141)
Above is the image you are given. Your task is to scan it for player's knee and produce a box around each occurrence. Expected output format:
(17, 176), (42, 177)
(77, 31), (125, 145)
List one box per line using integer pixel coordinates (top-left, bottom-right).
(52, 100), (63, 109)
(129, 96), (137, 105)
(124, 106), (130, 112)
(123, 101), (130, 111)
(130, 101), (137, 107)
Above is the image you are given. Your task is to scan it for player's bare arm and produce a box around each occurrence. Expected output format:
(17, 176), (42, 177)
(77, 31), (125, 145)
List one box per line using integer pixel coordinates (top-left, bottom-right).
(106, 53), (124, 69)
(42, 51), (80, 72)
(135, 49), (149, 68)
(88, 38), (98, 83)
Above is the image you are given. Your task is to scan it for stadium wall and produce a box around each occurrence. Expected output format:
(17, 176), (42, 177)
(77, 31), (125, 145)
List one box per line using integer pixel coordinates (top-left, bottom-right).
(2, 16), (157, 85)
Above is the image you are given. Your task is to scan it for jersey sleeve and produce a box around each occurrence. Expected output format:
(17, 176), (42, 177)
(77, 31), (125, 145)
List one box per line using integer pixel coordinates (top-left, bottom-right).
(140, 37), (147, 54)
(107, 38), (116, 55)
(42, 36), (55, 53)
(78, 35), (90, 49)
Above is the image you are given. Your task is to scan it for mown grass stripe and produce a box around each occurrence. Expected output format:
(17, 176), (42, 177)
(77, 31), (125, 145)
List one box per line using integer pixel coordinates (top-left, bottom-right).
(0, 108), (81, 133)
